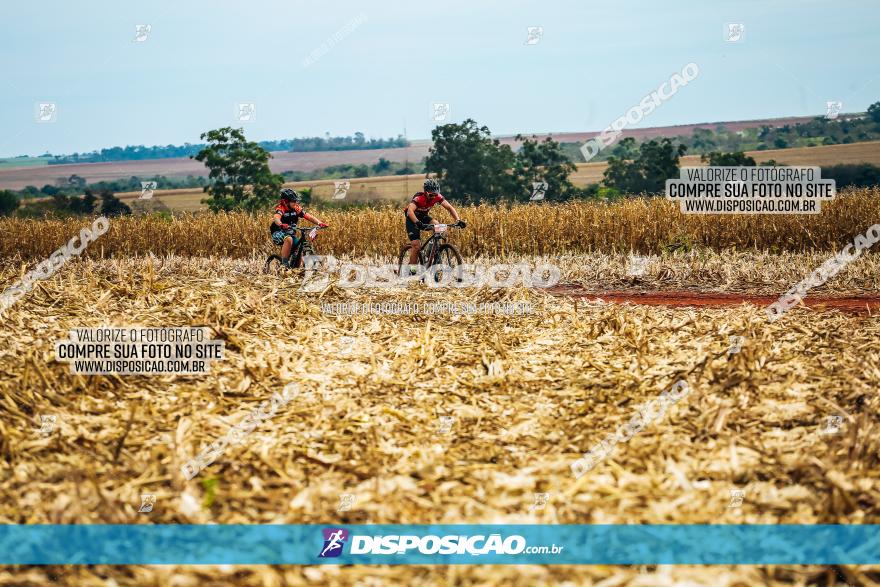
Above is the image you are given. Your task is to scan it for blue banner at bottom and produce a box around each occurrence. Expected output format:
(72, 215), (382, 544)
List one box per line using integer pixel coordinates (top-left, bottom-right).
(0, 525), (877, 565)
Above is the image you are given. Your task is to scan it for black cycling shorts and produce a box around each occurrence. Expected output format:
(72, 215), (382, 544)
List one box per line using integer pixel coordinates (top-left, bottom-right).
(405, 213), (432, 241)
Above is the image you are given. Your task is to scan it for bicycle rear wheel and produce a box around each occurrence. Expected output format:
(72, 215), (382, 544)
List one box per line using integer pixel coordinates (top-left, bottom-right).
(264, 255), (285, 275)
(290, 243), (314, 269)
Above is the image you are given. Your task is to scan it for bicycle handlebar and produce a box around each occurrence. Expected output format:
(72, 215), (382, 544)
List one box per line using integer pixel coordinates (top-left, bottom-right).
(423, 222), (464, 231)
(284, 225), (328, 233)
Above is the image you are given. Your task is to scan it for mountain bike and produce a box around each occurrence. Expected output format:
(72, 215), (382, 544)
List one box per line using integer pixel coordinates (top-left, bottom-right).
(264, 225), (327, 274)
(397, 221), (464, 281)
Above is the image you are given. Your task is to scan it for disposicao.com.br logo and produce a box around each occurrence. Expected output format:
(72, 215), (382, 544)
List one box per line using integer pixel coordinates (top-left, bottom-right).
(317, 527), (564, 559)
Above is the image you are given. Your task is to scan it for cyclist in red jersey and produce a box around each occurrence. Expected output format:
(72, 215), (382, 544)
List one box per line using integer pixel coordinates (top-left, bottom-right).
(269, 188), (327, 267)
(403, 179), (465, 271)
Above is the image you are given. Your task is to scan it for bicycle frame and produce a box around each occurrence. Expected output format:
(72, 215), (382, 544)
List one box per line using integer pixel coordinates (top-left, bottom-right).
(280, 226), (324, 266)
(418, 223), (461, 265)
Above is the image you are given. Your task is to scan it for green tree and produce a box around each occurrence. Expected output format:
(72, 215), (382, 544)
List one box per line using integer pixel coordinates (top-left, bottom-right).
(192, 127), (284, 212)
(0, 190), (20, 216)
(51, 193), (70, 212)
(372, 157), (392, 174)
(425, 119), (516, 203)
(701, 151), (756, 166)
(867, 101), (880, 124)
(603, 138), (687, 194)
(69, 190), (98, 214)
(20, 186), (40, 199)
(99, 190), (131, 217)
(512, 135), (578, 201)
(608, 137), (640, 160)
(691, 128), (718, 152)
(67, 174), (87, 190)
(822, 163), (880, 188)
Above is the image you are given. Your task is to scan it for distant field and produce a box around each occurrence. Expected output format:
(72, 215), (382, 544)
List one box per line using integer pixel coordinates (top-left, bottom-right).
(110, 141), (880, 212)
(0, 157), (49, 170)
(115, 174), (432, 212)
(570, 140), (880, 185)
(0, 115), (824, 190)
(0, 147), (434, 191)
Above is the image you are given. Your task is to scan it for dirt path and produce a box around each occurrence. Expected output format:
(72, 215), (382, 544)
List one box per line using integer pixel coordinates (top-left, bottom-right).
(549, 285), (880, 314)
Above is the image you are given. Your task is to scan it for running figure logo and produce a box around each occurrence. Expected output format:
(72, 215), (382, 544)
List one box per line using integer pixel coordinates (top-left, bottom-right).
(140, 181), (157, 199)
(318, 528), (349, 558)
(38, 415), (57, 436)
(134, 24), (152, 42)
(725, 23), (745, 42)
(36, 103), (57, 123)
(529, 181), (548, 201)
(727, 489), (745, 509)
(333, 181), (350, 200)
(825, 101), (843, 120)
(524, 26), (544, 45)
(138, 494), (156, 513)
(236, 103), (256, 123)
(431, 103), (451, 122)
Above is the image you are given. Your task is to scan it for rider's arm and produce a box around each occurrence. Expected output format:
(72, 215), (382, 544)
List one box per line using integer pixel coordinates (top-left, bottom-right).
(273, 212), (288, 229)
(406, 202), (421, 224)
(303, 212), (328, 227)
(440, 200), (460, 222)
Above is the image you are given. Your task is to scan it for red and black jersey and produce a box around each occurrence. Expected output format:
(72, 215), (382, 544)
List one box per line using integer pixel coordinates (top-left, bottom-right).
(404, 192), (444, 217)
(268, 201), (305, 235)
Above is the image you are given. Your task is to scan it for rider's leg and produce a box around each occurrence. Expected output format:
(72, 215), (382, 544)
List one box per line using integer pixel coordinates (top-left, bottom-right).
(281, 236), (294, 266)
(405, 214), (432, 269)
(407, 240), (421, 265)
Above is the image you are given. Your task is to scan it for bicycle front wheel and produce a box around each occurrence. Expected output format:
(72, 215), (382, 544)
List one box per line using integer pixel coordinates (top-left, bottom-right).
(397, 245), (425, 277)
(432, 244), (463, 283)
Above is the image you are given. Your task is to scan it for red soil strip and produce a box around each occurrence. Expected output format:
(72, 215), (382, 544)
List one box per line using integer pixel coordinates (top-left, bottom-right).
(548, 285), (880, 314)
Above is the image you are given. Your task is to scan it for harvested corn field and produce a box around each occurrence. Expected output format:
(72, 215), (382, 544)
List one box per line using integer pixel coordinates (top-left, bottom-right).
(0, 253), (879, 584)
(6, 0), (880, 582)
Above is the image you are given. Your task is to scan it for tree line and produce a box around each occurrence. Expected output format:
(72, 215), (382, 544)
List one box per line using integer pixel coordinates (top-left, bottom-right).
(4, 116), (880, 217)
(46, 132), (408, 165)
(565, 100), (880, 162)
(0, 188), (131, 218)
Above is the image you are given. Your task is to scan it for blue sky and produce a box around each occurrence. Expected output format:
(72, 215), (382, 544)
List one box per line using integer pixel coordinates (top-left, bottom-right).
(1, 0), (878, 157)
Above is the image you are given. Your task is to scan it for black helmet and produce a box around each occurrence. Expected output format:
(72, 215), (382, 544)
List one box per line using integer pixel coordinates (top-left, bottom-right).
(424, 178), (440, 193)
(280, 188), (300, 202)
